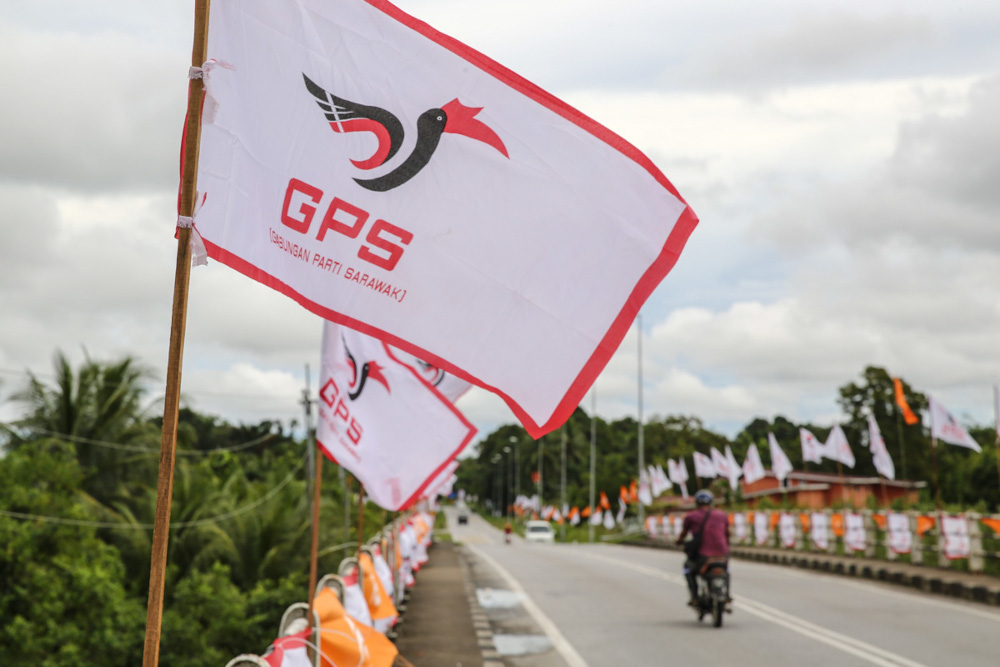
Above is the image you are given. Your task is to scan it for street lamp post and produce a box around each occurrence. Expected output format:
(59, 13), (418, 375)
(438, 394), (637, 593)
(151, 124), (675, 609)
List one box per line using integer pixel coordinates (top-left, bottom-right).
(503, 446), (511, 521)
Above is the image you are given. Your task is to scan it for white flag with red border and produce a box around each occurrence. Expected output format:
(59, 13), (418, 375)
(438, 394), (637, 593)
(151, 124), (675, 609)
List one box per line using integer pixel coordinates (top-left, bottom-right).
(741, 444), (766, 485)
(768, 432), (793, 482)
(823, 424), (855, 468)
(189, 0), (697, 439)
(929, 395), (982, 452)
(867, 414), (896, 480)
(317, 321), (476, 510)
(800, 428), (824, 464)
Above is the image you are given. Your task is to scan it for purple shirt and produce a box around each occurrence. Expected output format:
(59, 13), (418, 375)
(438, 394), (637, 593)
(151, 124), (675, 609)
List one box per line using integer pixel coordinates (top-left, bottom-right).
(682, 508), (730, 557)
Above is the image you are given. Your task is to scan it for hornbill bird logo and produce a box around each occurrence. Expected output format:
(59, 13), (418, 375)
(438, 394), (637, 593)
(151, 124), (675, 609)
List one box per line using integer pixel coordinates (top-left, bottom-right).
(303, 73), (509, 192)
(344, 335), (391, 400)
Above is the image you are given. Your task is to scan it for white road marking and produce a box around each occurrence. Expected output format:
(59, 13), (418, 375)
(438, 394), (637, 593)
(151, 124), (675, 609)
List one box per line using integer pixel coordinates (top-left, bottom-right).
(467, 544), (590, 667)
(577, 551), (928, 667)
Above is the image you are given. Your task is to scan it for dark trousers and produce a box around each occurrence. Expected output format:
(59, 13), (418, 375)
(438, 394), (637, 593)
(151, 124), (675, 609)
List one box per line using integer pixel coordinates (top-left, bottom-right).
(684, 556), (706, 600)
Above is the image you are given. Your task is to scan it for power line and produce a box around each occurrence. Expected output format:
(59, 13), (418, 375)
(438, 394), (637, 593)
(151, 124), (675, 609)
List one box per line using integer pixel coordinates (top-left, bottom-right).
(8, 427), (281, 456)
(0, 453), (307, 530)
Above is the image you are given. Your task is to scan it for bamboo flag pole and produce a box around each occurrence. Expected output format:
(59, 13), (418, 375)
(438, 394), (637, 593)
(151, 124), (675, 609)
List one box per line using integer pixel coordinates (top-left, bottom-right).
(931, 435), (942, 510)
(142, 2), (210, 666)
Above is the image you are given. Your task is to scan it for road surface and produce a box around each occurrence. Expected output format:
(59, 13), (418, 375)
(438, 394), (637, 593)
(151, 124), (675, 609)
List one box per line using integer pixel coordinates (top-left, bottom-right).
(445, 506), (1000, 666)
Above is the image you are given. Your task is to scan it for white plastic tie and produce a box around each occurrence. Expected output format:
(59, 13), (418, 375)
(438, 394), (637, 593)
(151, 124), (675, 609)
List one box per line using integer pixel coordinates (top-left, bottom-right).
(188, 59), (235, 124)
(176, 193), (209, 267)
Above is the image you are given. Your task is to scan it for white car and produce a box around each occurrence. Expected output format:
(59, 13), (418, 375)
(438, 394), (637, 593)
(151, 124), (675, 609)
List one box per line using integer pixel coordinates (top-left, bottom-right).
(524, 520), (556, 544)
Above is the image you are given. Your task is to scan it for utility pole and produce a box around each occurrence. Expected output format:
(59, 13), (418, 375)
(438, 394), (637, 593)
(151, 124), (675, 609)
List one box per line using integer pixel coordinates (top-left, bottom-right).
(560, 425), (567, 541)
(589, 389), (596, 543)
(637, 313), (645, 524)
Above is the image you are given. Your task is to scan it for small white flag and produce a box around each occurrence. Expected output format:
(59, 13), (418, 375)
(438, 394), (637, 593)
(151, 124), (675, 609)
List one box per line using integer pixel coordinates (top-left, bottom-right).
(823, 424), (856, 468)
(742, 444), (766, 484)
(768, 433), (793, 482)
(800, 428), (824, 464)
(693, 451), (716, 478)
(929, 395), (982, 452)
(867, 414), (896, 480)
(724, 445), (742, 489)
(710, 447), (730, 478)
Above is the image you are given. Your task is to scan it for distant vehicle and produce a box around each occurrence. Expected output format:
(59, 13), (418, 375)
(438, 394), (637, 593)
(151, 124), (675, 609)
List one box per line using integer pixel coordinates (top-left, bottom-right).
(524, 520), (555, 544)
(457, 512), (469, 525)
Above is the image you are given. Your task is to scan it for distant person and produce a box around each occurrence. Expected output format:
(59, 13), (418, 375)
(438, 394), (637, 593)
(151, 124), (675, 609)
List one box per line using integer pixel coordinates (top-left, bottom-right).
(504, 521), (512, 544)
(675, 490), (730, 606)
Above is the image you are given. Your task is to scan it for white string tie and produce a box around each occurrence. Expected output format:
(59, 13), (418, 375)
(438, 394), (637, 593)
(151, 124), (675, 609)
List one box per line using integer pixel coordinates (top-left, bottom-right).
(176, 192), (209, 267)
(188, 59), (235, 124)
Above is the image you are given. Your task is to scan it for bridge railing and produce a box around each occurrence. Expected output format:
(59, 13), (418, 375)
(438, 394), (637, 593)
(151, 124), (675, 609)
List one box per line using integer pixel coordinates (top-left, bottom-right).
(644, 510), (1000, 576)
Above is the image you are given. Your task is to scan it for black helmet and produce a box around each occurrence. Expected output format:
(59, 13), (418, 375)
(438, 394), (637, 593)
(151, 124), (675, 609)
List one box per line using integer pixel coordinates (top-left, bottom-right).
(694, 490), (714, 506)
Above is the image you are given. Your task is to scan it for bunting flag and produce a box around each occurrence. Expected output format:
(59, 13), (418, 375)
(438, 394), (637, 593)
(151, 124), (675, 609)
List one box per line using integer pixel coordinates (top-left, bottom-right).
(580, 505), (592, 518)
(754, 511), (770, 546)
(929, 395), (982, 452)
(628, 480), (639, 504)
(616, 497), (627, 524)
(810, 512), (829, 550)
(262, 629), (314, 667)
(823, 424), (855, 468)
(568, 506), (580, 526)
(733, 513), (749, 544)
(191, 0), (698, 439)
(886, 512), (912, 554)
(605, 507), (618, 530)
(692, 451), (716, 478)
(844, 512), (866, 552)
(893, 377), (919, 425)
(941, 515), (971, 559)
(600, 491), (611, 510)
(800, 428), (824, 465)
(316, 322), (476, 510)
(359, 552), (398, 633)
(778, 513), (797, 548)
(590, 507), (603, 526)
(724, 445), (742, 489)
(741, 444), (766, 485)
(768, 433), (793, 482)
(313, 585), (398, 666)
(867, 414), (896, 480)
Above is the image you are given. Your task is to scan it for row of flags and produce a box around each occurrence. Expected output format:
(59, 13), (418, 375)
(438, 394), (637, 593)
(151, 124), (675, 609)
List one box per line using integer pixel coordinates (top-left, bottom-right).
(250, 511), (436, 667)
(646, 510), (1000, 561)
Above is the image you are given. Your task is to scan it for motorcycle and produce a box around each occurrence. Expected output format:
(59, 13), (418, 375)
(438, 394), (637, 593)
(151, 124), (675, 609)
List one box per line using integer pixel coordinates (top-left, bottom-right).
(694, 559), (731, 627)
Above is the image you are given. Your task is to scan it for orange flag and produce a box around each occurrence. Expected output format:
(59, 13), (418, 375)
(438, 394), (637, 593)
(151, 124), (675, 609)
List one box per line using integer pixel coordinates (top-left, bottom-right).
(893, 377), (919, 425)
(872, 514), (887, 530)
(581, 505), (592, 518)
(799, 513), (811, 534)
(359, 552), (398, 634)
(629, 480), (638, 503)
(980, 518), (1000, 535)
(600, 491), (611, 510)
(830, 513), (845, 537)
(314, 586), (399, 667)
(916, 515), (936, 536)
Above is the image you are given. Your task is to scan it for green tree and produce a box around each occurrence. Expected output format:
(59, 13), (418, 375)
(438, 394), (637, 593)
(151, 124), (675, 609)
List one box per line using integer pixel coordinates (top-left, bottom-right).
(0, 442), (144, 665)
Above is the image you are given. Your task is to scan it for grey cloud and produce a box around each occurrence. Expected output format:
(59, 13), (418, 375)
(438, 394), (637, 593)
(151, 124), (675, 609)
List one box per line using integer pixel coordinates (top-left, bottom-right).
(0, 23), (186, 193)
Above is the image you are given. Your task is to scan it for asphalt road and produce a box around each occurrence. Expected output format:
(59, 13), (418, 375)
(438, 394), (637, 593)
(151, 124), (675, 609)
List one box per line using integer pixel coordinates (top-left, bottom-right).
(445, 506), (1000, 667)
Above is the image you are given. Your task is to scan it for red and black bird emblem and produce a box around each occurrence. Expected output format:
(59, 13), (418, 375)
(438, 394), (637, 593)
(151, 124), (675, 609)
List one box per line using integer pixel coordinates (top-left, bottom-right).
(303, 73), (509, 192)
(344, 335), (390, 400)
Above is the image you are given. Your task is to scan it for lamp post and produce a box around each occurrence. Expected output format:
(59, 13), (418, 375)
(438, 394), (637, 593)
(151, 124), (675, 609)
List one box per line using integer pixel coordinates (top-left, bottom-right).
(503, 446), (512, 521)
(491, 453), (502, 517)
(589, 388), (596, 543)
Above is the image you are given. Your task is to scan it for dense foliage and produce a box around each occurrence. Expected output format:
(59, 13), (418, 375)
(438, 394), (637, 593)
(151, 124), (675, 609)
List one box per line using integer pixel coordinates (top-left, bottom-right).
(460, 366), (1000, 515)
(0, 352), (389, 666)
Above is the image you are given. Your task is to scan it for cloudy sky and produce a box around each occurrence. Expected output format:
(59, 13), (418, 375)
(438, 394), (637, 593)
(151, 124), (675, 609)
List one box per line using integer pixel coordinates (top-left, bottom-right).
(2, 0), (998, 444)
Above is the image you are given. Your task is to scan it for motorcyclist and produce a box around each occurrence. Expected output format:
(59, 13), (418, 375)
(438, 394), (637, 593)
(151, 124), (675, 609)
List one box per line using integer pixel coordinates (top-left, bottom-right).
(675, 489), (730, 607)
(504, 521), (512, 544)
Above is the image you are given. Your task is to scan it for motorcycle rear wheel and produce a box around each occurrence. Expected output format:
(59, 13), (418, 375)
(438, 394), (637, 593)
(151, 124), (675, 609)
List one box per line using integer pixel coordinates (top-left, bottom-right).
(712, 599), (724, 627)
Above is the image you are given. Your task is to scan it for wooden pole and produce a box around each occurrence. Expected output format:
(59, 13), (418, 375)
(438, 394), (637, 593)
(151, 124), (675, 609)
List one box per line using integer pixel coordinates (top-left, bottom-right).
(142, 3), (210, 665)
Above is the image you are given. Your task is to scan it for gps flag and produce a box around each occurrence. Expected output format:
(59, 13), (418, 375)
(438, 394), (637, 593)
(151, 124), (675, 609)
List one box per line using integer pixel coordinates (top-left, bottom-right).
(929, 395), (982, 452)
(191, 0), (697, 438)
(316, 321), (476, 510)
